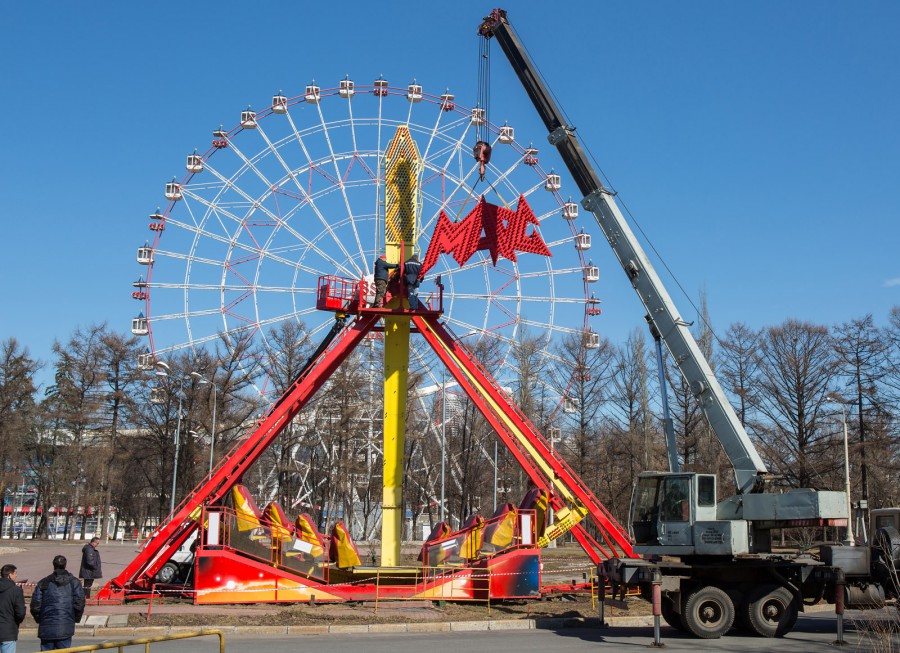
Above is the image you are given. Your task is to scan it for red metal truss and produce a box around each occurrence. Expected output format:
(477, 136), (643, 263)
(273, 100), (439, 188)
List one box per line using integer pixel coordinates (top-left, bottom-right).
(412, 314), (633, 563)
(97, 313), (380, 601)
(100, 300), (630, 603)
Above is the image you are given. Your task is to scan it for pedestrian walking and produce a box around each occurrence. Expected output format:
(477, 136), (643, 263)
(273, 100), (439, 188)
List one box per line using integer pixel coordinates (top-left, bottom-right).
(371, 255), (398, 308)
(30, 555), (85, 651)
(78, 537), (102, 598)
(404, 254), (423, 310)
(0, 565), (26, 653)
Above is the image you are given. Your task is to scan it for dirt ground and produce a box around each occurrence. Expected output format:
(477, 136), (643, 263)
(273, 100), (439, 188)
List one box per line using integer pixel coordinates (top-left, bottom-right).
(126, 593), (650, 628)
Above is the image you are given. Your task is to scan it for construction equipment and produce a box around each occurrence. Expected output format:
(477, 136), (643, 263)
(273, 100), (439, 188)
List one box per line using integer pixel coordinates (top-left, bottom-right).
(480, 7), (899, 639)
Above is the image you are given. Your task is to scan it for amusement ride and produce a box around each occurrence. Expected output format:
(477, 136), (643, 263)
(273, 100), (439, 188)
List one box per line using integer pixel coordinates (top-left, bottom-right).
(108, 9), (632, 604)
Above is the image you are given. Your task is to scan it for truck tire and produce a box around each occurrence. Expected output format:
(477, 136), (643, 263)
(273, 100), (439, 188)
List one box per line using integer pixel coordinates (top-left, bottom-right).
(744, 585), (797, 637)
(682, 586), (734, 639)
(155, 562), (180, 584)
(661, 596), (687, 632)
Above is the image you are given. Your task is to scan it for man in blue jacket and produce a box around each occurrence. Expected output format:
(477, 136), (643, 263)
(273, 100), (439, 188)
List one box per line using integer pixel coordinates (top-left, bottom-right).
(404, 254), (423, 310)
(30, 555), (85, 651)
(0, 564), (26, 653)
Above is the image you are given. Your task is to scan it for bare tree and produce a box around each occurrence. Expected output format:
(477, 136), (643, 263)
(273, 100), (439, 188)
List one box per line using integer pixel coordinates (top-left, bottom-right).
(833, 315), (894, 509)
(754, 320), (837, 489)
(719, 322), (762, 427)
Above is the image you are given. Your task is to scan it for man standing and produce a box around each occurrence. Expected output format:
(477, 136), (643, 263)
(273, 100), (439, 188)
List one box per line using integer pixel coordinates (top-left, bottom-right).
(78, 537), (102, 598)
(30, 555), (85, 651)
(0, 565), (25, 653)
(372, 255), (398, 308)
(404, 254), (423, 310)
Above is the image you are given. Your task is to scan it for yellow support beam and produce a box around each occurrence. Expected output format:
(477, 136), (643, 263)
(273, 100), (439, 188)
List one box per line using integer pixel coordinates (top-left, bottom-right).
(380, 126), (420, 567)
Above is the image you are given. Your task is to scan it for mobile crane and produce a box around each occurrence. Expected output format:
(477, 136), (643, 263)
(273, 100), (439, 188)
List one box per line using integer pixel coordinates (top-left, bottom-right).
(480, 8), (900, 639)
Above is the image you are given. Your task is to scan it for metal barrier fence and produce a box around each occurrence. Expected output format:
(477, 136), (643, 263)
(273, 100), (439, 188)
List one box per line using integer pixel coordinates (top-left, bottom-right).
(50, 630), (224, 653)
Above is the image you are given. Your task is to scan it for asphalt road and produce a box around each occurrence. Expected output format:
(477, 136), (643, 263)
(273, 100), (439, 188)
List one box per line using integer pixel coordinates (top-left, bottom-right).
(11, 612), (898, 653)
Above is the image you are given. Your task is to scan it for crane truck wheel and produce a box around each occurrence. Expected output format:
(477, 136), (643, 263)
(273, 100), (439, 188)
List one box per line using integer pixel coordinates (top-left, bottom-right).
(682, 586), (735, 639)
(743, 585), (798, 637)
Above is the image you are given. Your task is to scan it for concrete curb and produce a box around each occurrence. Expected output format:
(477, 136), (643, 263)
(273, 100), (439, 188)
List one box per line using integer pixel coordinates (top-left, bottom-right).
(17, 603), (839, 639)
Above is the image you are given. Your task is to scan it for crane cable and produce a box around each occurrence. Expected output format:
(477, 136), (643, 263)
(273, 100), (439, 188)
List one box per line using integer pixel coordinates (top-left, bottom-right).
(476, 32), (491, 143)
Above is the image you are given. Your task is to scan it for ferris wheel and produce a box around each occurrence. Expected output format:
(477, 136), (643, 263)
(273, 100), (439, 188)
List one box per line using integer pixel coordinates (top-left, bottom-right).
(131, 78), (602, 414)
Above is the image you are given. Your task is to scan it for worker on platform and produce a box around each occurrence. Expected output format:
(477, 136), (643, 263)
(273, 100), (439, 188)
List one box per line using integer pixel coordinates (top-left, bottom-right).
(404, 254), (422, 310)
(372, 255), (398, 308)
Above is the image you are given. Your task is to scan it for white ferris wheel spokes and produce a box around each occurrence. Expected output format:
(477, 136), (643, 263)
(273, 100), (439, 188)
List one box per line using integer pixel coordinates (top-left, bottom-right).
(132, 79), (602, 414)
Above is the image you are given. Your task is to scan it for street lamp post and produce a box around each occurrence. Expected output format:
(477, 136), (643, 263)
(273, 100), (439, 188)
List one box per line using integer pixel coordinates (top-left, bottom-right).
(826, 395), (855, 546)
(155, 362), (186, 516)
(191, 372), (218, 478)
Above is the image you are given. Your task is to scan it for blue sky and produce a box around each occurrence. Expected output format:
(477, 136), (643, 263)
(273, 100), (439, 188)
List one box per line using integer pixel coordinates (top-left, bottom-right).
(2, 1), (898, 388)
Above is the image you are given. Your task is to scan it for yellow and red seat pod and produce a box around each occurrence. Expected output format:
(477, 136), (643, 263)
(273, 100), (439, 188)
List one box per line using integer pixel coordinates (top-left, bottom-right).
(483, 503), (517, 550)
(230, 485), (263, 533)
(329, 521), (362, 569)
(294, 513), (327, 559)
(263, 502), (294, 544)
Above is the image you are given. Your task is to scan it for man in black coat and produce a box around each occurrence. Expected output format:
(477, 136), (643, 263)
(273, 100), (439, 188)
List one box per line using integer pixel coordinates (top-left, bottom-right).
(78, 538), (102, 598)
(371, 255), (398, 308)
(30, 555), (85, 651)
(0, 564), (26, 652)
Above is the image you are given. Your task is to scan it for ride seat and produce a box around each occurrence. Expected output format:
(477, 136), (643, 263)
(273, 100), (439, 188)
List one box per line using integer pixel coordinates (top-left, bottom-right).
(418, 521), (452, 566)
(262, 502), (294, 545)
(456, 514), (485, 561)
(481, 503), (517, 553)
(329, 521), (362, 569)
(293, 513), (327, 560)
(229, 485), (266, 539)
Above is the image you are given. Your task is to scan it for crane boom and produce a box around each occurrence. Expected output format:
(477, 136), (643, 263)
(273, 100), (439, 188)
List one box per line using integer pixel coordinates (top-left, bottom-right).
(479, 9), (767, 493)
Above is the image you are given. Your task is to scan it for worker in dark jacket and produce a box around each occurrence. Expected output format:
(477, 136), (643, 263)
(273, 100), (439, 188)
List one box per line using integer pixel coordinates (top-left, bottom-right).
(404, 254), (423, 310)
(0, 564), (26, 653)
(30, 555), (85, 651)
(78, 537), (101, 598)
(372, 255), (398, 308)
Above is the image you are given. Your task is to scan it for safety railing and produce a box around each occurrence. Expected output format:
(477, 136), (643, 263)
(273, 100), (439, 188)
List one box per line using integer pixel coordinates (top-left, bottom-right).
(52, 629), (224, 653)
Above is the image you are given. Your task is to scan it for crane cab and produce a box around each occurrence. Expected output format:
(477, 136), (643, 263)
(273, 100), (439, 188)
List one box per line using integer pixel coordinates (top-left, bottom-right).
(629, 472), (740, 556)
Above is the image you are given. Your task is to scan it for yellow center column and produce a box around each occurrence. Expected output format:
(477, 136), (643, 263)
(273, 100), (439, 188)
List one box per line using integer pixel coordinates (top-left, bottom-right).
(381, 126), (420, 567)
